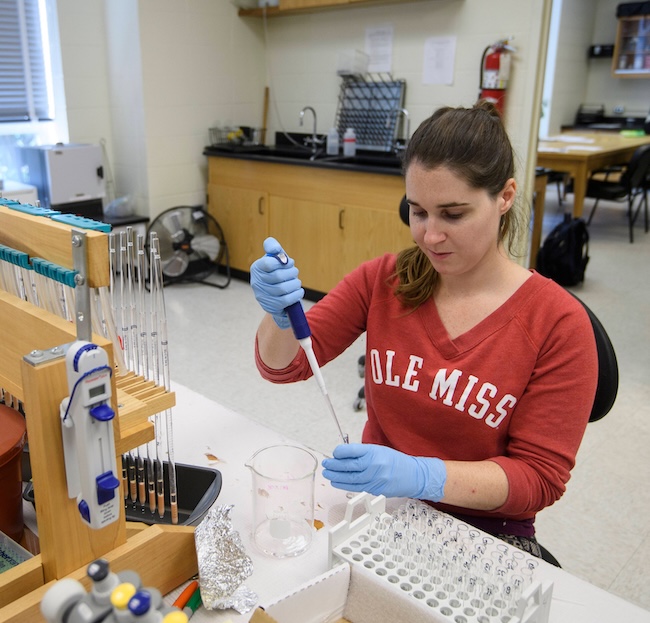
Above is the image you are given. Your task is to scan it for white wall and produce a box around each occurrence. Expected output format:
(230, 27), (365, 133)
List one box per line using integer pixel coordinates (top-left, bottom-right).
(264, 0), (550, 183)
(56, 0), (550, 221)
(56, 0), (112, 151)
(543, 0), (650, 136)
(543, 0), (596, 136)
(585, 0), (650, 118)
(57, 0), (265, 219)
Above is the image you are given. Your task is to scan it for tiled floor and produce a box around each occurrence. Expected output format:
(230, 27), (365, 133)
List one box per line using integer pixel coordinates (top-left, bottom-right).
(164, 188), (650, 612)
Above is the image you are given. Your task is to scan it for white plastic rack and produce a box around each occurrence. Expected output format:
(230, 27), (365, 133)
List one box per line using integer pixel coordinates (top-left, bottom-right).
(329, 494), (553, 623)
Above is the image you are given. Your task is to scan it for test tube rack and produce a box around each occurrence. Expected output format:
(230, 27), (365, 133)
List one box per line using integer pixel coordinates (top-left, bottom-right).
(329, 494), (553, 623)
(0, 204), (197, 622)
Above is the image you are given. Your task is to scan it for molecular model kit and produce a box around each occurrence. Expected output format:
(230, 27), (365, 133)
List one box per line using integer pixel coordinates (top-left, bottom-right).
(40, 558), (189, 623)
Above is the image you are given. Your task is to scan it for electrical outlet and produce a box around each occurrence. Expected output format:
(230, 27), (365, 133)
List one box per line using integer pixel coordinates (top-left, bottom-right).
(613, 105), (625, 115)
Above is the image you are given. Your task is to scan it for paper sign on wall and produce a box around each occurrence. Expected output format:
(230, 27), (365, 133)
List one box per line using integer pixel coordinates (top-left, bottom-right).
(365, 25), (393, 74)
(422, 36), (457, 85)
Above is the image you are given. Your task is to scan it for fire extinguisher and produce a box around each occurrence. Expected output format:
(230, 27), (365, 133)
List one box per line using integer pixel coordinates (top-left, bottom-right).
(479, 39), (516, 116)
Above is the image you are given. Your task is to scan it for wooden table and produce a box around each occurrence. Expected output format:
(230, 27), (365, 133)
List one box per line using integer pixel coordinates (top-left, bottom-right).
(536, 131), (650, 218)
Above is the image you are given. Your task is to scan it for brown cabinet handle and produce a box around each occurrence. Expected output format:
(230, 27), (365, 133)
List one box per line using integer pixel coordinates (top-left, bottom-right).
(258, 196), (265, 215)
(339, 208), (344, 230)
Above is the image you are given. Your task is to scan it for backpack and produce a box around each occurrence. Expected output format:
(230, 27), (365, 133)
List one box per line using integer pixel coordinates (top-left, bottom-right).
(536, 214), (589, 286)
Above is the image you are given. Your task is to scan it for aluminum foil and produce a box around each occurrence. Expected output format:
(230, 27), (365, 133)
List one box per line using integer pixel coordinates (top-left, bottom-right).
(195, 504), (256, 612)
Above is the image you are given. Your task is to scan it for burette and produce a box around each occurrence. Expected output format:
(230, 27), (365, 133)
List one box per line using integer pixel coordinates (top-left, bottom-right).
(137, 234), (157, 514)
(151, 236), (178, 524)
(149, 234), (178, 523)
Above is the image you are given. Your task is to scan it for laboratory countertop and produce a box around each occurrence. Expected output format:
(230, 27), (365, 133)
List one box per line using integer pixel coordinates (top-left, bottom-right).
(203, 144), (404, 176)
(24, 382), (650, 622)
(163, 383), (649, 623)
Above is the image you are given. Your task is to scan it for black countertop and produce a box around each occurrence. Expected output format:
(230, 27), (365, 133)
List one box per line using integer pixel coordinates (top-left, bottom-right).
(565, 115), (648, 132)
(204, 145), (404, 176)
(203, 131), (405, 176)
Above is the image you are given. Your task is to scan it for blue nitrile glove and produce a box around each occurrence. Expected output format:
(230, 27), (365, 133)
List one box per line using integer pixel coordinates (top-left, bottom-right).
(250, 237), (305, 329)
(322, 443), (446, 502)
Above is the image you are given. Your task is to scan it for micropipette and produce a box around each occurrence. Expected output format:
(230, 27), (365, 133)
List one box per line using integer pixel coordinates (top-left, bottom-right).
(270, 251), (349, 445)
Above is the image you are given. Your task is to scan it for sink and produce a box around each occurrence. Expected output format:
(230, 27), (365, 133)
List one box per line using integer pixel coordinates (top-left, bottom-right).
(264, 145), (323, 160)
(323, 153), (403, 169)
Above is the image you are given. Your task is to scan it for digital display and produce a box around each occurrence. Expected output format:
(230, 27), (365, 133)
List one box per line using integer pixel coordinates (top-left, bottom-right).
(89, 384), (105, 399)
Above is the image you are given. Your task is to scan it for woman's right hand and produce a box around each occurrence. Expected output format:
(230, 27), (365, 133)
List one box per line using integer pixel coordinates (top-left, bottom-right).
(250, 237), (304, 329)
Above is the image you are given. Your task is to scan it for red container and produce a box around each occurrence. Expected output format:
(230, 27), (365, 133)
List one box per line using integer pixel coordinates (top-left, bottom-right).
(0, 405), (27, 543)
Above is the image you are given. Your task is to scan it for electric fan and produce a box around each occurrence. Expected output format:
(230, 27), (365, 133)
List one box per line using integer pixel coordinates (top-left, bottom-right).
(146, 206), (231, 288)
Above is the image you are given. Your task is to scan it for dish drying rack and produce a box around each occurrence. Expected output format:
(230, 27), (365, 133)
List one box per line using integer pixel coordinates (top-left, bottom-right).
(329, 494), (553, 623)
(334, 73), (406, 152)
(0, 203), (198, 622)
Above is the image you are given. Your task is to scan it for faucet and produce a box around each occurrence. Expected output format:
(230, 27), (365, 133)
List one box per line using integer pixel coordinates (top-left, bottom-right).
(299, 106), (324, 154)
(387, 107), (410, 152)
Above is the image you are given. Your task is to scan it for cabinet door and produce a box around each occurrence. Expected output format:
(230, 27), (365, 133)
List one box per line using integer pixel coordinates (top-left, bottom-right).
(340, 203), (414, 277)
(269, 195), (344, 292)
(612, 15), (650, 77)
(207, 183), (269, 272)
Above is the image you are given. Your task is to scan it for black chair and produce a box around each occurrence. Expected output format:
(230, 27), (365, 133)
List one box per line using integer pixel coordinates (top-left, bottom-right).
(584, 143), (650, 242)
(537, 167), (568, 206)
(354, 196), (620, 567)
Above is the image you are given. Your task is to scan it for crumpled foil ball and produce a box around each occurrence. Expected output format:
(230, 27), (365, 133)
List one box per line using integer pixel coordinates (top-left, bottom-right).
(195, 504), (256, 612)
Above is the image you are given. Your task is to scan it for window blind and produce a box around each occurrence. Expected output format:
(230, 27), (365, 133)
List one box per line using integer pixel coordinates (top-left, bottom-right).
(0, 0), (51, 122)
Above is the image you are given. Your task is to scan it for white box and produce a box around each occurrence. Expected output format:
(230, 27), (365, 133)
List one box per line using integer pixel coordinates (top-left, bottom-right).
(0, 180), (38, 205)
(20, 143), (105, 208)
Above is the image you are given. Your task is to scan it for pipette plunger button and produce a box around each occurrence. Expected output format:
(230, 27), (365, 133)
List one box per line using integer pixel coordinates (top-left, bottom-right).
(90, 403), (115, 422)
(96, 471), (120, 504)
(78, 499), (90, 523)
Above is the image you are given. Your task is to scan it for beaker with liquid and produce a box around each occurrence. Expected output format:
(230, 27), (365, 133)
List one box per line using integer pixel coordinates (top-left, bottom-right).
(246, 444), (317, 558)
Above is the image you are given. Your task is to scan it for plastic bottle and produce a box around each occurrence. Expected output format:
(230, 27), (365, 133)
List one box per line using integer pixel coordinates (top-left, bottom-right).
(343, 128), (357, 157)
(326, 127), (339, 155)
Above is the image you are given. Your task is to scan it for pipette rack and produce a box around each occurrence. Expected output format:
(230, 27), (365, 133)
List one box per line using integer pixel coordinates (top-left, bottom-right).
(0, 204), (197, 622)
(329, 494), (552, 623)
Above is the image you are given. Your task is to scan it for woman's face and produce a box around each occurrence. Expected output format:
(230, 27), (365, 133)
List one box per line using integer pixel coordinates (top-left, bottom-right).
(405, 162), (516, 278)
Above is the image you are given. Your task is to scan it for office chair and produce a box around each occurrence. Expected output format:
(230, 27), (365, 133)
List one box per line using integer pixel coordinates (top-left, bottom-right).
(584, 143), (650, 243)
(354, 194), (620, 567)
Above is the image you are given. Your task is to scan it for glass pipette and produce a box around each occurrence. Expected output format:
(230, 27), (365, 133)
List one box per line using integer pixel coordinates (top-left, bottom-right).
(269, 251), (349, 445)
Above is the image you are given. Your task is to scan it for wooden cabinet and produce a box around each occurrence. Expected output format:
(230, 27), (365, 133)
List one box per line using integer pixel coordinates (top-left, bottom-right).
(269, 195), (344, 292)
(206, 157), (411, 293)
(612, 13), (650, 77)
(207, 182), (268, 272)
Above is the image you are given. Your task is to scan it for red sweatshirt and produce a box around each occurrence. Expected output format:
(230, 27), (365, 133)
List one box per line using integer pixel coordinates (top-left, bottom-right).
(256, 254), (598, 531)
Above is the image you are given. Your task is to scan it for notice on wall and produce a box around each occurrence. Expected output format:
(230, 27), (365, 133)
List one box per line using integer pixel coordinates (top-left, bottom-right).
(422, 36), (457, 85)
(365, 24), (393, 74)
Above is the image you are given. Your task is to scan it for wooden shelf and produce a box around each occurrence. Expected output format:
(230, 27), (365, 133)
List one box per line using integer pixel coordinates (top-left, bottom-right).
(238, 0), (425, 18)
(612, 14), (650, 78)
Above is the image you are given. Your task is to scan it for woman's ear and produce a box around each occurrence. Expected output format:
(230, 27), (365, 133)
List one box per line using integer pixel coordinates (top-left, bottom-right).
(499, 177), (517, 214)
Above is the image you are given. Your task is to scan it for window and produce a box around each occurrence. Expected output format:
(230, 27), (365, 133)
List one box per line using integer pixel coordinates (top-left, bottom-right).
(0, 0), (66, 183)
(0, 0), (53, 123)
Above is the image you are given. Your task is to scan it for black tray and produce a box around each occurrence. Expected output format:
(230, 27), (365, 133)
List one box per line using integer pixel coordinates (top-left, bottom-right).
(124, 461), (222, 526)
(23, 461), (222, 527)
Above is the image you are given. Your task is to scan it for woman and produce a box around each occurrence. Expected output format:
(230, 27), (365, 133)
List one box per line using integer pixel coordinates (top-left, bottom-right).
(250, 101), (598, 556)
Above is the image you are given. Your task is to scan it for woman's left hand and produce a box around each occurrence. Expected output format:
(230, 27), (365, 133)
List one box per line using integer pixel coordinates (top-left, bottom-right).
(322, 443), (446, 502)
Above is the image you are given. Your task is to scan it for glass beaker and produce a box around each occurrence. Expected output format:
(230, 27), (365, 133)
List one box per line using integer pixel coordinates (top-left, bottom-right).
(245, 444), (317, 558)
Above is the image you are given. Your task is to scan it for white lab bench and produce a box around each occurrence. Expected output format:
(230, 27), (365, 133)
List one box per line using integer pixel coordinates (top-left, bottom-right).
(160, 382), (650, 623)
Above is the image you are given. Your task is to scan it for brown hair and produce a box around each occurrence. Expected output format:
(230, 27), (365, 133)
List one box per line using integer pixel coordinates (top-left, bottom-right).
(394, 100), (522, 308)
